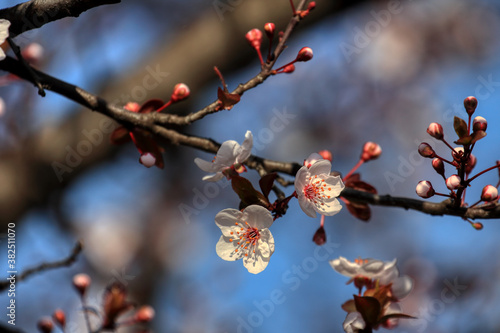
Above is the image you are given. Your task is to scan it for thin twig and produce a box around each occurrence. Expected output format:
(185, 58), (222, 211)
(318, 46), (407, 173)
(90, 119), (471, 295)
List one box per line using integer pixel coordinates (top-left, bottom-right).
(0, 241), (83, 292)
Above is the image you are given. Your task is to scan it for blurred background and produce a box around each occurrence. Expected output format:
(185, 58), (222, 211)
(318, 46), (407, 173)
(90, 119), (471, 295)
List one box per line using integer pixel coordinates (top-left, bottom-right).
(1, 0), (500, 332)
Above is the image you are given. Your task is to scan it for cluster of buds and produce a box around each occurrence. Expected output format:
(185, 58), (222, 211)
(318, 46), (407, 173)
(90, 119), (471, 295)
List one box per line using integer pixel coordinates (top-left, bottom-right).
(289, 0), (316, 18)
(37, 273), (155, 332)
(416, 96), (500, 229)
(109, 83), (190, 169)
(330, 257), (414, 333)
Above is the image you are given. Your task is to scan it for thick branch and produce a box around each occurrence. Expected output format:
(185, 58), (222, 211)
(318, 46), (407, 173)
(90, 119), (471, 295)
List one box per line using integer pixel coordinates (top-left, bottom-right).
(0, 0), (120, 38)
(0, 241), (82, 292)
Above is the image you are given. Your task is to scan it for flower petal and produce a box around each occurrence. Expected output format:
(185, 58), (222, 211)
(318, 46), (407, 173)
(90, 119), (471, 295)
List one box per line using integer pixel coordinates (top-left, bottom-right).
(215, 208), (243, 237)
(216, 140), (239, 168)
(201, 172), (224, 182)
(330, 257), (360, 277)
(343, 312), (366, 333)
(308, 159), (332, 176)
(194, 157), (217, 173)
(294, 166), (310, 193)
(257, 229), (275, 258)
(323, 175), (345, 197)
(392, 276), (413, 299)
(298, 195), (317, 218)
(243, 205), (273, 229)
(243, 252), (270, 274)
(216, 236), (244, 261)
(236, 130), (253, 163)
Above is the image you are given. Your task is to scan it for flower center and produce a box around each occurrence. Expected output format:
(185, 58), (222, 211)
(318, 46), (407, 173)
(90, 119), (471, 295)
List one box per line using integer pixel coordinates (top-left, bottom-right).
(303, 175), (332, 205)
(229, 221), (260, 257)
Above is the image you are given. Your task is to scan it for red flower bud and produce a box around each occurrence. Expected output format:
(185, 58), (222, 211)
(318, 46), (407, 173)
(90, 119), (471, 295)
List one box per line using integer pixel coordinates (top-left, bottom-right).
(481, 185), (498, 202)
(432, 158), (445, 177)
(472, 116), (487, 132)
(427, 122), (444, 140)
(361, 142), (382, 162)
(245, 28), (263, 49)
(22, 43), (44, 64)
(313, 226), (326, 245)
(416, 180), (435, 198)
(37, 317), (54, 333)
(464, 96), (478, 116)
(124, 102), (141, 113)
(52, 309), (66, 328)
(280, 64), (295, 73)
(318, 150), (332, 162)
(451, 147), (464, 161)
(418, 143), (435, 158)
(472, 222), (483, 230)
(170, 83), (190, 103)
(296, 47), (313, 62)
(307, 1), (316, 11)
(135, 305), (155, 323)
(446, 174), (461, 190)
(72, 273), (91, 297)
(264, 23), (275, 39)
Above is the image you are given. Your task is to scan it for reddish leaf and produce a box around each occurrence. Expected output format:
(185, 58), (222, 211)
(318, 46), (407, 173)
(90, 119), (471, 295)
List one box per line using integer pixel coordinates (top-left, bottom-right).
(453, 116), (468, 139)
(354, 295), (381, 327)
(346, 180), (377, 194)
(139, 99), (164, 113)
(471, 130), (486, 144)
(110, 126), (131, 145)
(259, 173), (277, 201)
(130, 129), (164, 169)
(312, 226), (326, 245)
(102, 282), (133, 329)
(346, 201), (371, 221)
(217, 87), (240, 110)
(454, 135), (472, 145)
(231, 175), (269, 209)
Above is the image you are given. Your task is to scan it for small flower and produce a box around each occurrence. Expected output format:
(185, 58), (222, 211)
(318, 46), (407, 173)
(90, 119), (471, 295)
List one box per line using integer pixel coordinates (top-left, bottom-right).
(446, 174), (461, 190)
(343, 312), (366, 333)
(194, 130), (253, 181)
(361, 142), (382, 162)
(139, 152), (156, 168)
(294, 159), (344, 218)
(0, 19), (11, 61)
(134, 305), (155, 323)
(416, 180), (435, 198)
(427, 122), (443, 140)
(481, 185), (498, 202)
(170, 83), (190, 103)
(22, 43), (44, 65)
(264, 23), (275, 38)
(330, 257), (413, 299)
(215, 205), (275, 274)
(245, 29), (263, 49)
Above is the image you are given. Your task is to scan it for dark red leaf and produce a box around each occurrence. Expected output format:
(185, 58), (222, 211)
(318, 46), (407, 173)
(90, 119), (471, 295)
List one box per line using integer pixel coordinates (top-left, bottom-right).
(354, 295), (381, 327)
(139, 99), (164, 113)
(110, 126), (131, 145)
(217, 87), (240, 110)
(259, 173), (277, 201)
(453, 116), (468, 139)
(312, 226), (326, 245)
(131, 129), (164, 169)
(346, 201), (371, 221)
(231, 175), (269, 209)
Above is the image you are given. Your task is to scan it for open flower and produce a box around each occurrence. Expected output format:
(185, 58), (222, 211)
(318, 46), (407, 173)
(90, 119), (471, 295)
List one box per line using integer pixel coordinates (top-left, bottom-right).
(330, 257), (413, 299)
(294, 159), (344, 218)
(195, 130), (253, 181)
(0, 20), (11, 61)
(343, 312), (366, 333)
(215, 205), (274, 274)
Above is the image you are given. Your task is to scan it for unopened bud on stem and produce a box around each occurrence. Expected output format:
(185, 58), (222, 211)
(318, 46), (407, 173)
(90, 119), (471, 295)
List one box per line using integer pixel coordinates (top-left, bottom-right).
(361, 142), (382, 162)
(296, 47), (313, 62)
(464, 96), (478, 116)
(427, 122), (444, 140)
(481, 185), (498, 202)
(73, 273), (91, 297)
(416, 180), (435, 198)
(446, 174), (461, 190)
(432, 158), (445, 178)
(418, 143), (435, 158)
(472, 116), (487, 132)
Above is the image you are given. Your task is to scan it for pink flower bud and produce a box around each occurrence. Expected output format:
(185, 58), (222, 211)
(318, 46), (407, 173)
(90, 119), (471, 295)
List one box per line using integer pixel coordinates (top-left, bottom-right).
(245, 28), (263, 49)
(170, 83), (190, 103)
(140, 153), (156, 168)
(73, 273), (91, 297)
(432, 158), (445, 177)
(296, 47), (313, 62)
(37, 317), (54, 333)
(264, 23), (275, 38)
(124, 102), (141, 112)
(312, 226), (326, 245)
(52, 309), (66, 328)
(307, 1), (316, 10)
(318, 150), (332, 162)
(472, 116), (487, 132)
(463, 96), (478, 116)
(465, 154), (476, 175)
(481, 185), (498, 202)
(416, 180), (435, 198)
(418, 143), (435, 158)
(135, 305), (155, 323)
(361, 142), (382, 161)
(427, 122), (443, 140)
(446, 174), (461, 190)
